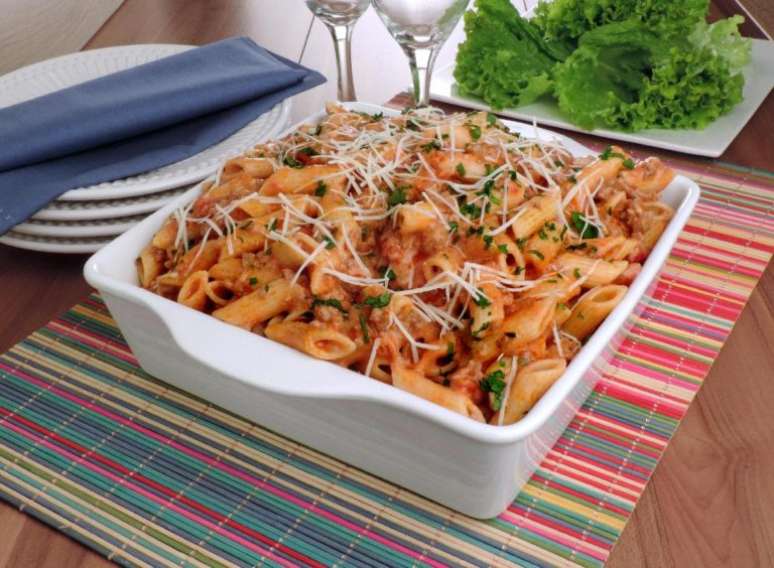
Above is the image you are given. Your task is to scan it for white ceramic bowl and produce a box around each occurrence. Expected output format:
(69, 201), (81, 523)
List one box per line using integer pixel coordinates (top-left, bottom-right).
(84, 103), (700, 518)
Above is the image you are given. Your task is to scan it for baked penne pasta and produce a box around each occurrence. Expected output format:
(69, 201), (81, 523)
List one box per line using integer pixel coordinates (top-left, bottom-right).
(138, 106), (674, 425)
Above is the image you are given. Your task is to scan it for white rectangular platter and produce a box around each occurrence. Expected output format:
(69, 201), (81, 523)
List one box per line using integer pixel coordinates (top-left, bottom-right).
(84, 102), (700, 518)
(431, 38), (774, 158)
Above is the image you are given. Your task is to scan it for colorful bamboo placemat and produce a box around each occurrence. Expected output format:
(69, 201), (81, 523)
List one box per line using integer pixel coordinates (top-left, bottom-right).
(0, 159), (772, 568)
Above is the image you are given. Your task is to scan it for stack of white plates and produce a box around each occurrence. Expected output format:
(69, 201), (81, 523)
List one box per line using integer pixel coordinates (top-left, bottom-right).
(0, 45), (291, 253)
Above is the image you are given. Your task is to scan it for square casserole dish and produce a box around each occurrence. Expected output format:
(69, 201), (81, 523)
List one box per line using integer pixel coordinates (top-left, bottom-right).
(84, 102), (700, 518)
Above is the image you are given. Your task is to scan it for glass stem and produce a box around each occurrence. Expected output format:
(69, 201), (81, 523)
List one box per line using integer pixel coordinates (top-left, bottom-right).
(327, 24), (356, 101)
(404, 46), (439, 107)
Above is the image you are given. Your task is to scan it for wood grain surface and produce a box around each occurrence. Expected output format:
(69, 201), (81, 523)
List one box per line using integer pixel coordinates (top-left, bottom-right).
(0, 0), (123, 75)
(0, 1), (772, 566)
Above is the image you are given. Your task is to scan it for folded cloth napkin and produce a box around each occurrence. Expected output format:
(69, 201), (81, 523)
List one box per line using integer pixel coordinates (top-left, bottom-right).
(0, 37), (325, 236)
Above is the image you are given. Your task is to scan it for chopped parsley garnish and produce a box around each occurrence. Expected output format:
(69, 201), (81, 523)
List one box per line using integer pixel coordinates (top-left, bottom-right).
(574, 268), (582, 279)
(387, 185), (408, 207)
(571, 211), (600, 239)
(513, 266), (525, 275)
(473, 290), (491, 308)
(370, 112), (384, 121)
(483, 234), (494, 249)
(420, 139), (442, 152)
(266, 218), (278, 232)
(283, 155), (304, 168)
(477, 179), (500, 205)
(448, 221), (458, 234)
(569, 175), (577, 184)
(248, 277), (258, 287)
(623, 158), (636, 170)
(299, 147), (318, 156)
(480, 370), (506, 411)
(359, 313), (370, 342)
(529, 249), (545, 260)
(567, 242), (587, 251)
(455, 163), (466, 177)
(497, 244), (509, 254)
(515, 237), (527, 250)
(486, 112), (497, 126)
(323, 236), (336, 249)
(311, 297), (348, 314)
(509, 170), (517, 181)
(459, 201), (482, 220)
(315, 181), (327, 197)
(363, 293), (392, 309)
(406, 118), (423, 131)
(560, 225), (568, 240)
(599, 146), (626, 161)
(537, 228), (548, 240)
(313, 124), (323, 136)
(468, 124), (481, 140)
(382, 266), (396, 281)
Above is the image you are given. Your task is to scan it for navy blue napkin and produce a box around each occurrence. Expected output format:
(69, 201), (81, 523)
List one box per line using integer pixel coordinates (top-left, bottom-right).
(0, 37), (325, 236)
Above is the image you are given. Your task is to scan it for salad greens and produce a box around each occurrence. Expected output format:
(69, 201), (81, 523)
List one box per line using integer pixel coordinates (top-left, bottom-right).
(554, 17), (750, 130)
(454, 0), (560, 109)
(453, 0), (751, 131)
(532, 0), (710, 48)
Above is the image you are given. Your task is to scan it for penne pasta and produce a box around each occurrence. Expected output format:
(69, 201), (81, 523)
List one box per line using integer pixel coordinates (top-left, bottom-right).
(212, 278), (298, 330)
(266, 320), (357, 360)
(177, 270), (210, 312)
(499, 359), (567, 425)
(556, 253), (628, 288)
(392, 363), (485, 422)
(562, 285), (627, 340)
(139, 105), (674, 426)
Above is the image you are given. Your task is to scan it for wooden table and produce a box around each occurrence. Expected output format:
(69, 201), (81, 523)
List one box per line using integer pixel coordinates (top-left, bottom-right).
(1, 2), (772, 566)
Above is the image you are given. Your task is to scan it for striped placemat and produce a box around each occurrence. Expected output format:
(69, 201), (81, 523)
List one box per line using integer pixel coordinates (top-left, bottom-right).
(0, 159), (771, 567)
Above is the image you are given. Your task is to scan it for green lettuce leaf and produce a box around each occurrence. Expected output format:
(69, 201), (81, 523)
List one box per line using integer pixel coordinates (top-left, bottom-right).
(553, 17), (751, 131)
(533, 0), (710, 47)
(454, 0), (563, 110)
(690, 15), (752, 73)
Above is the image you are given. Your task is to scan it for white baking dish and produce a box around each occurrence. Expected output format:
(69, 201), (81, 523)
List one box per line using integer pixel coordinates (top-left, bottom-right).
(84, 103), (700, 518)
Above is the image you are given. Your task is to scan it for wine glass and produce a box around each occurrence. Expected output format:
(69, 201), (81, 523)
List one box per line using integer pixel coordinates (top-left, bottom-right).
(371, 0), (469, 107)
(305, 0), (370, 101)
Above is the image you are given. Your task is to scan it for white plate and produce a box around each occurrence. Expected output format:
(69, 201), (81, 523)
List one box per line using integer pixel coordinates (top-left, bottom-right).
(12, 214), (147, 238)
(431, 39), (774, 157)
(85, 102), (701, 517)
(0, 44), (291, 201)
(31, 187), (190, 221)
(0, 232), (111, 254)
